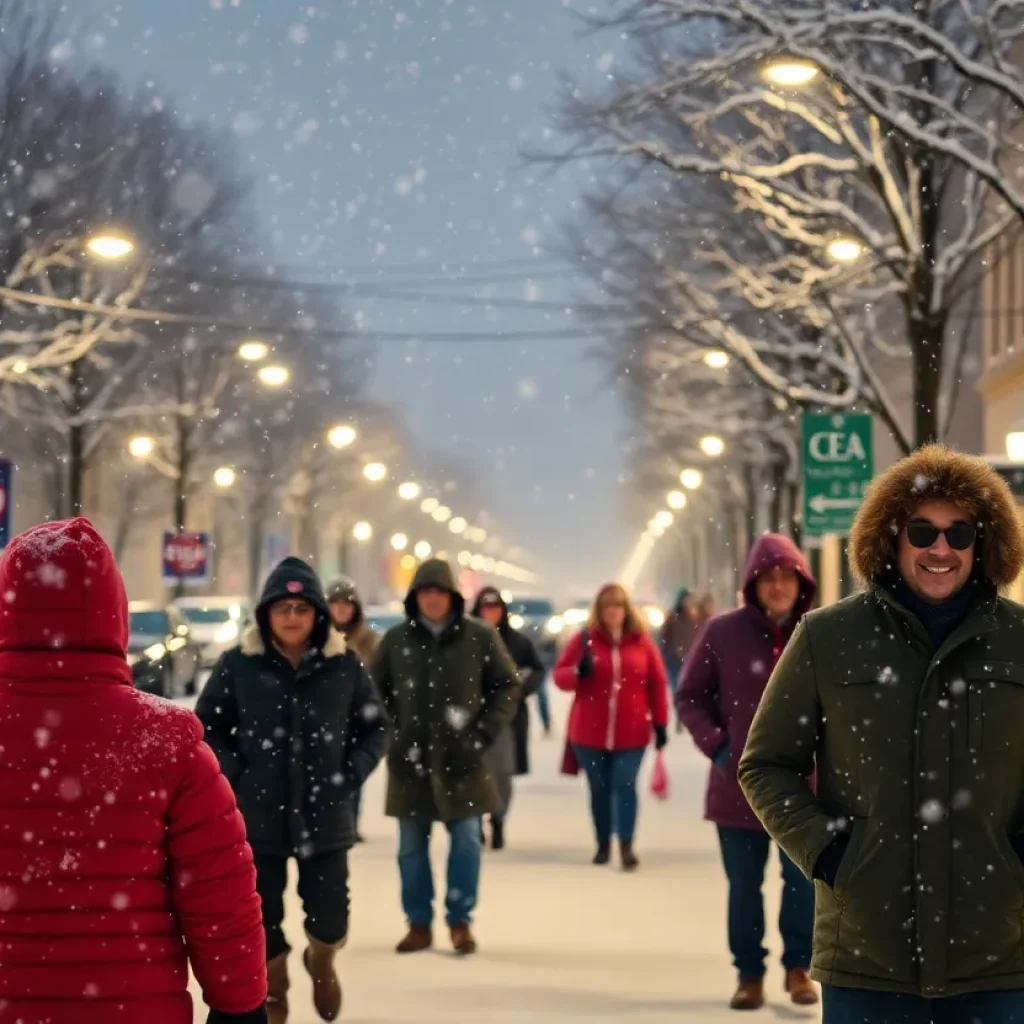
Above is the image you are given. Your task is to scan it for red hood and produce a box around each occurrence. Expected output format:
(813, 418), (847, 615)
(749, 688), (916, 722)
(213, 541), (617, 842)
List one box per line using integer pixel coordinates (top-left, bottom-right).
(0, 518), (128, 656)
(741, 533), (817, 619)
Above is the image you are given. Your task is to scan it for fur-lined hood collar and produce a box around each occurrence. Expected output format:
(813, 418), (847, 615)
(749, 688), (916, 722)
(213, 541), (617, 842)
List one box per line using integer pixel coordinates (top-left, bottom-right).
(849, 444), (1024, 590)
(240, 624), (347, 659)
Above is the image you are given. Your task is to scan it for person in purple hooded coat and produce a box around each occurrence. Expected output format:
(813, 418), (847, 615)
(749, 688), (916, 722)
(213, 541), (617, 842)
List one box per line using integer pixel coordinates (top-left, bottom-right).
(677, 533), (818, 1012)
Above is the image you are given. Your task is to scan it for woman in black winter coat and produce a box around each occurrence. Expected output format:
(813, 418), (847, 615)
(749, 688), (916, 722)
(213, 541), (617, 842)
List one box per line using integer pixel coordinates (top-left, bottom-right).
(471, 587), (546, 850)
(197, 557), (387, 1024)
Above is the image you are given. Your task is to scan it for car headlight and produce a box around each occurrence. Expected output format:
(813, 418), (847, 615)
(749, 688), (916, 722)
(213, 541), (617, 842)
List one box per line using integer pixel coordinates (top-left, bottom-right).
(214, 619), (239, 644)
(126, 652), (140, 668)
(545, 615), (564, 635)
(143, 643), (167, 662)
(508, 613), (526, 630)
(563, 608), (587, 626)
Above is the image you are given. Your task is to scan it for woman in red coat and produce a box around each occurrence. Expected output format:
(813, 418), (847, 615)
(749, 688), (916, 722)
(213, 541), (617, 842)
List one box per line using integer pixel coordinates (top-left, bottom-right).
(0, 519), (267, 1024)
(554, 583), (670, 870)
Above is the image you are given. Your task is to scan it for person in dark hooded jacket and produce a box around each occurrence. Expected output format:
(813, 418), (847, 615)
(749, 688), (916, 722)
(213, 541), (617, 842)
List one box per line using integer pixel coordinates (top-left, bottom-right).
(471, 586), (546, 850)
(677, 534), (818, 1012)
(372, 559), (519, 957)
(197, 557), (387, 1024)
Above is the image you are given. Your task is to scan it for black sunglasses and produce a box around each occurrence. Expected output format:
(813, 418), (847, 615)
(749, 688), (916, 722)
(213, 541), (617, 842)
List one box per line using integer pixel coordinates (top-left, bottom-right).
(905, 520), (977, 551)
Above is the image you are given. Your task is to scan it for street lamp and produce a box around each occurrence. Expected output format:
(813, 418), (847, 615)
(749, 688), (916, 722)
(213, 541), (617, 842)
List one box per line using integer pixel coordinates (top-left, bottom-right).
(1008, 421), (1024, 463)
(458, 550), (472, 567)
(414, 540), (432, 560)
(258, 365), (290, 388)
(420, 497), (439, 513)
(432, 505), (452, 523)
(327, 424), (357, 450)
(352, 521), (373, 542)
(237, 340), (270, 362)
(762, 58), (820, 87)
(448, 516), (468, 534)
(363, 462), (387, 482)
(12, 359), (28, 375)
(667, 490), (687, 510)
(86, 230), (136, 261)
(398, 481), (421, 501)
(390, 532), (409, 551)
(655, 509), (674, 529)
(825, 237), (865, 264)
(680, 468), (704, 490)
(703, 350), (730, 370)
(700, 435), (726, 458)
(128, 435), (155, 460)
(213, 466), (237, 489)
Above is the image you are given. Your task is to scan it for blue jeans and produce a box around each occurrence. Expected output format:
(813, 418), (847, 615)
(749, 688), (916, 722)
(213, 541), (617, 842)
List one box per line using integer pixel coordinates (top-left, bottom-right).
(573, 746), (646, 845)
(398, 817), (481, 927)
(823, 985), (1024, 1023)
(717, 826), (813, 981)
(535, 677), (551, 732)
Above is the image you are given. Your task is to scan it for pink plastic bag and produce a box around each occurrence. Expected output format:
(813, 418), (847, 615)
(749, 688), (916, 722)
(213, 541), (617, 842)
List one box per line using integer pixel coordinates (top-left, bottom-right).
(650, 750), (670, 800)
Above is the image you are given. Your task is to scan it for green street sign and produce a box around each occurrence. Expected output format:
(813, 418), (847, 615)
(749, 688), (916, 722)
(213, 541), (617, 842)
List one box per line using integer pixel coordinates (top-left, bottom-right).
(802, 412), (873, 536)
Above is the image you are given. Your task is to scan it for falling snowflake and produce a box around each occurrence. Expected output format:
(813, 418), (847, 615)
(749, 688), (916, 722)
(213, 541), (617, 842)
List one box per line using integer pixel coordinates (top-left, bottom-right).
(507, 73), (525, 91)
(919, 799), (945, 824)
(288, 24), (311, 45)
(447, 706), (470, 731)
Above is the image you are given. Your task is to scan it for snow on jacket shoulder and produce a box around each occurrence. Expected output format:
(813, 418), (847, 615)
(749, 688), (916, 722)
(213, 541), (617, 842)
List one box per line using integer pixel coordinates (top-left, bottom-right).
(553, 627), (669, 751)
(0, 518), (266, 1024)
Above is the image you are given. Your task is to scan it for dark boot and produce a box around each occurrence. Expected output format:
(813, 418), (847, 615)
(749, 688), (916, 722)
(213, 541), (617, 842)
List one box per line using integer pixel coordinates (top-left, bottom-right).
(491, 818), (505, 850)
(266, 953), (290, 1024)
(592, 843), (611, 865)
(730, 978), (765, 1011)
(395, 925), (433, 954)
(450, 923), (478, 956)
(620, 841), (639, 872)
(302, 934), (345, 1022)
(785, 968), (819, 1006)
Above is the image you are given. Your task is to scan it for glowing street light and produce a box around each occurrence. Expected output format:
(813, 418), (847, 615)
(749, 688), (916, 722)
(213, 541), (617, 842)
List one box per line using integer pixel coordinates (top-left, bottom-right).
(12, 359), (28, 375)
(667, 490), (687, 510)
(414, 540), (433, 560)
(703, 350), (730, 370)
(700, 435), (726, 458)
(237, 340), (270, 362)
(128, 435), (155, 460)
(352, 520), (373, 542)
(213, 466), (237, 489)
(258, 364), (290, 388)
(762, 58), (820, 88)
(327, 424), (357, 449)
(458, 551), (472, 567)
(363, 462), (387, 482)
(431, 505), (452, 523)
(680, 468), (704, 490)
(448, 516), (468, 535)
(1008, 421), (1024, 464)
(85, 231), (136, 261)
(390, 532), (409, 551)
(420, 497), (439, 514)
(825, 236), (865, 264)
(398, 481), (421, 501)
(655, 509), (674, 529)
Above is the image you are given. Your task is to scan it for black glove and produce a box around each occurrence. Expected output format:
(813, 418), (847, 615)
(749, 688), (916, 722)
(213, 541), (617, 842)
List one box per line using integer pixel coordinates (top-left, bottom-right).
(813, 833), (851, 889)
(653, 724), (668, 750)
(576, 650), (594, 680)
(207, 1006), (269, 1024)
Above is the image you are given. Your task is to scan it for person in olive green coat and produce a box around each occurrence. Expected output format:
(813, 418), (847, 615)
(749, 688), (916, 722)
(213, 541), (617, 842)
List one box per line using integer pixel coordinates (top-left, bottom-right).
(372, 558), (519, 958)
(739, 445), (1024, 1023)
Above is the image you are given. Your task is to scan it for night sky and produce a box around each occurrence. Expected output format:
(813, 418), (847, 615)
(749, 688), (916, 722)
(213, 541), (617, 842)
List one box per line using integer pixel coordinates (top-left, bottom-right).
(68, 0), (632, 598)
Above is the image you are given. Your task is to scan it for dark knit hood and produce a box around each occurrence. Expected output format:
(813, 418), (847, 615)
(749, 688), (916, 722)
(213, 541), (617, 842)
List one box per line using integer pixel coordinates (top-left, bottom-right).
(326, 575), (365, 630)
(256, 556), (332, 652)
(403, 558), (465, 623)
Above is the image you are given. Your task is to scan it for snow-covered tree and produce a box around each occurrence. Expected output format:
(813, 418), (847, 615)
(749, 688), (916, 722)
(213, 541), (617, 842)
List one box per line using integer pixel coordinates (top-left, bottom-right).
(551, 0), (1024, 449)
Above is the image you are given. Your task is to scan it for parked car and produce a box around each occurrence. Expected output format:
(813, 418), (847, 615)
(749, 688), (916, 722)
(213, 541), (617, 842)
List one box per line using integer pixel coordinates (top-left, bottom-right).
(173, 595), (251, 668)
(506, 597), (562, 666)
(364, 603), (404, 637)
(127, 602), (201, 699)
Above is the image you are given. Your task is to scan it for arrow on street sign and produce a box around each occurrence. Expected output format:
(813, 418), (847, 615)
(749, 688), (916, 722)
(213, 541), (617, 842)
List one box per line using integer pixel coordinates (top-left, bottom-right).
(808, 494), (862, 514)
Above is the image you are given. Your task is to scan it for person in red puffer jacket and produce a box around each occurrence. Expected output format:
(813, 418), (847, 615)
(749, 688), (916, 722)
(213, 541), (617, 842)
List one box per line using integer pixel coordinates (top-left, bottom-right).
(0, 518), (267, 1024)
(553, 583), (670, 871)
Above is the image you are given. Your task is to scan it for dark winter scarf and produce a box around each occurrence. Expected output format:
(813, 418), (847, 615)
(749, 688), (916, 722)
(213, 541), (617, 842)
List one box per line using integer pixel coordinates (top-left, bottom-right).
(884, 569), (985, 651)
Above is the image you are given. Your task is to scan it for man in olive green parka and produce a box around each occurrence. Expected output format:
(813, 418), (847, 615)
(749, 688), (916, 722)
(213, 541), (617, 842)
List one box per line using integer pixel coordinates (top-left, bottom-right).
(739, 445), (1024, 1023)
(372, 558), (518, 958)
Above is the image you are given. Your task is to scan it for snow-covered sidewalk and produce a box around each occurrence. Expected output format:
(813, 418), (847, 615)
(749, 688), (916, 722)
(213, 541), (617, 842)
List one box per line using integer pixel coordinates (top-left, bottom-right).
(188, 686), (819, 1022)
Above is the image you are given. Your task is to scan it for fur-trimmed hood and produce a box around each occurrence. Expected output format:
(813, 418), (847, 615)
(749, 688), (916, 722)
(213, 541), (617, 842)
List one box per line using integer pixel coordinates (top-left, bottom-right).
(849, 444), (1024, 589)
(240, 623), (347, 659)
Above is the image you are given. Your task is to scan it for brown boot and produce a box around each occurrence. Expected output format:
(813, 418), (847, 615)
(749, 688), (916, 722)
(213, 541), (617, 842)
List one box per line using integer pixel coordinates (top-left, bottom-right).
(620, 841), (640, 872)
(729, 978), (765, 1011)
(266, 953), (290, 1024)
(785, 968), (819, 1006)
(395, 925), (433, 954)
(450, 922), (478, 955)
(302, 934), (346, 1021)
